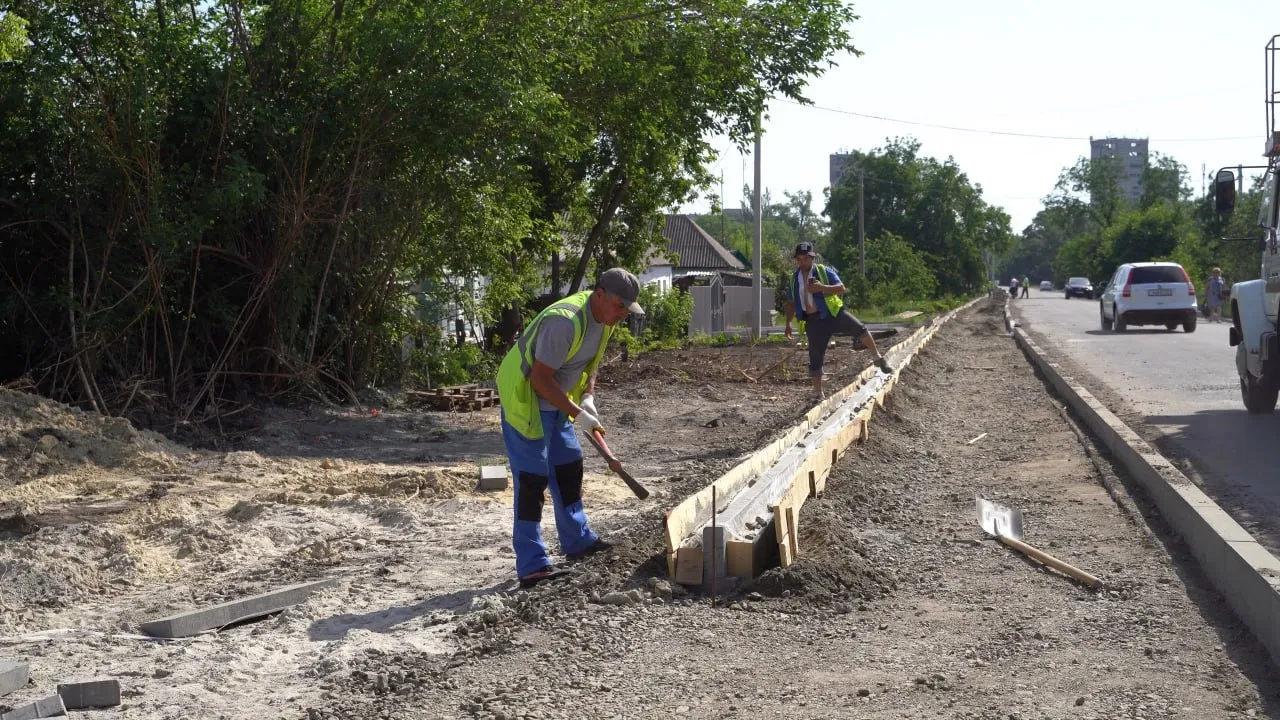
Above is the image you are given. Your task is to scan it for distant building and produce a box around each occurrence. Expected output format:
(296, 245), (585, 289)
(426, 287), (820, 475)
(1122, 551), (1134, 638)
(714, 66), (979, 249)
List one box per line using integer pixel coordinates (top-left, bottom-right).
(829, 152), (857, 187)
(1089, 136), (1147, 201)
(658, 214), (746, 279)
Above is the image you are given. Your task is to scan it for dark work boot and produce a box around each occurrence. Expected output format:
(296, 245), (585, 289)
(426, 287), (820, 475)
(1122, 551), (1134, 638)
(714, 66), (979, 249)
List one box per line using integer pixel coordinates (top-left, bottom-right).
(566, 539), (614, 562)
(518, 565), (571, 589)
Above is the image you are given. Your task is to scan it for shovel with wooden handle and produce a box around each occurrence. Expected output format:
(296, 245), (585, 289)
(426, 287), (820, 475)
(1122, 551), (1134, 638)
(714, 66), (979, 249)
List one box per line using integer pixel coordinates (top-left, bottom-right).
(974, 496), (1103, 589)
(584, 428), (650, 500)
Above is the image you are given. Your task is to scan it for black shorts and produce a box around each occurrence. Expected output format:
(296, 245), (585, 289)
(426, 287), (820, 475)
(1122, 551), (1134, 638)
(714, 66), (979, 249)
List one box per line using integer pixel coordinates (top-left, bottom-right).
(804, 310), (869, 377)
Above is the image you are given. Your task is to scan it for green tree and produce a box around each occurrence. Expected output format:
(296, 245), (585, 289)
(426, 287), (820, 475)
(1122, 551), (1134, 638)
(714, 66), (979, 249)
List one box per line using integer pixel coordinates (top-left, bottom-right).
(1103, 204), (1187, 276)
(0, 0), (862, 412)
(824, 137), (1012, 298)
(1140, 152), (1191, 211)
(0, 11), (26, 60)
(861, 230), (937, 307)
(1047, 155), (1128, 228)
(1001, 204), (1092, 285)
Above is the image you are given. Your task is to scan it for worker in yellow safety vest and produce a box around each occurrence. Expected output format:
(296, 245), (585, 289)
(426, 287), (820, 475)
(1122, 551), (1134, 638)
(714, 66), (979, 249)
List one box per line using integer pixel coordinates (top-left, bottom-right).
(784, 242), (892, 400)
(496, 268), (643, 588)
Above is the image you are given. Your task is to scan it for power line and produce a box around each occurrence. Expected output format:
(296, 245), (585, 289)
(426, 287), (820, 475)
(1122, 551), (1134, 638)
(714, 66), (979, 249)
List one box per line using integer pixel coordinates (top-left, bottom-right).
(774, 98), (1255, 143)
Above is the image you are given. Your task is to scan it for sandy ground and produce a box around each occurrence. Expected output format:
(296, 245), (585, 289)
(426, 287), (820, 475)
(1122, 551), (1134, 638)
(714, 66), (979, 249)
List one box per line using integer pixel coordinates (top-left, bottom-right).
(1, 303), (1277, 719)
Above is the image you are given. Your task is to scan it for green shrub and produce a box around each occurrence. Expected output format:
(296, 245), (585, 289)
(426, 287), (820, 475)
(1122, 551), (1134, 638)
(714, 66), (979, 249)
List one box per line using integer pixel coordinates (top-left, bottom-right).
(638, 286), (693, 345)
(610, 325), (643, 357)
(408, 341), (496, 389)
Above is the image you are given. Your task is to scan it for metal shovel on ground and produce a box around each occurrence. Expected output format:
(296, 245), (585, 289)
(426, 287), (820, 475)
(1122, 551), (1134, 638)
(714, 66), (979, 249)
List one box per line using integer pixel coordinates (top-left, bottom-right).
(975, 496), (1103, 589)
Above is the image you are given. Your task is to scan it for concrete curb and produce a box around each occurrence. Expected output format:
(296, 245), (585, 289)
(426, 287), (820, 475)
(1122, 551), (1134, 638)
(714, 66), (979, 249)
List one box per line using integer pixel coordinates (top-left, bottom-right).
(1004, 301), (1280, 667)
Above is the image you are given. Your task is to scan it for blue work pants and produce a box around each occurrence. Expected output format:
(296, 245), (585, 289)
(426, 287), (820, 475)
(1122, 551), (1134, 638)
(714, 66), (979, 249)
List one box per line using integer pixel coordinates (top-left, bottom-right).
(501, 409), (598, 577)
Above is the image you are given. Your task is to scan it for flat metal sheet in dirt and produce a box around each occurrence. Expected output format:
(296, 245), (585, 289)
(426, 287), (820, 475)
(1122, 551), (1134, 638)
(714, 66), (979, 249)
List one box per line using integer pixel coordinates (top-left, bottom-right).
(975, 496), (1024, 540)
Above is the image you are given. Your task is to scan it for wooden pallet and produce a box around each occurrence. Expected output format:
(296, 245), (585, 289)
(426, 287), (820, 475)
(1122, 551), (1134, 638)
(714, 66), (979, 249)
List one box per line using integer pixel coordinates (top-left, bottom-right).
(410, 385), (499, 411)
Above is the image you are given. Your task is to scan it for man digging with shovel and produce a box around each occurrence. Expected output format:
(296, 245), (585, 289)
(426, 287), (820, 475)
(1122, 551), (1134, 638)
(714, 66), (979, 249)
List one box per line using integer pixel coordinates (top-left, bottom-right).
(784, 242), (892, 400)
(496, 268), (643, 588)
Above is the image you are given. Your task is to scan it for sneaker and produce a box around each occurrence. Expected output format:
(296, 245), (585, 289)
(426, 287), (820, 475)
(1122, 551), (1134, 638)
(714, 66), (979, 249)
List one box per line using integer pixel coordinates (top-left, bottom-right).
(874, 356), (893, 374)
(518, 565), (571, 589)
(566, 539), (614, 562)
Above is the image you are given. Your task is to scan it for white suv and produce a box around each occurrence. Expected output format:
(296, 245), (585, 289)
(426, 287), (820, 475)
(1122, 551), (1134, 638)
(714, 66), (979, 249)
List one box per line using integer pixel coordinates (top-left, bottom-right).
(1099, 262), (1197, 333)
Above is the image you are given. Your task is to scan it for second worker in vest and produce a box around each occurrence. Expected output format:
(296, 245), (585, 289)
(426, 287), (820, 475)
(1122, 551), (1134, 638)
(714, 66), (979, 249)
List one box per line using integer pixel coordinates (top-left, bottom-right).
(496, 268), (643, 589)
(784, 242), (892, 399)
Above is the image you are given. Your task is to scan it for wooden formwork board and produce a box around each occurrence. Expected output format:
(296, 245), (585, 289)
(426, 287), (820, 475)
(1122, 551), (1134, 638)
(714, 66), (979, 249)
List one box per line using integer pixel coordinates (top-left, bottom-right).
(666, 297), (983, 584)
(673, 389), (876, 581)
(662, 335), (907, 575)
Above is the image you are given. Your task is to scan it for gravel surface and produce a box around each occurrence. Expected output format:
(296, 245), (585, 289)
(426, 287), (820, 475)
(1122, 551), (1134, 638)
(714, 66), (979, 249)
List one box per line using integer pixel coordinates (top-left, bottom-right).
(3, 302), (1277, 719)
(317, 301), (1278, 719)
(1009, 294), (1280, 558)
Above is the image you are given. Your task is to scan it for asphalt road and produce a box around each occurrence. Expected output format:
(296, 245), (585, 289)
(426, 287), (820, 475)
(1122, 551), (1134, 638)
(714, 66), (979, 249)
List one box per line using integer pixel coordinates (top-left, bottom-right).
(1011, 287), (1280, 555)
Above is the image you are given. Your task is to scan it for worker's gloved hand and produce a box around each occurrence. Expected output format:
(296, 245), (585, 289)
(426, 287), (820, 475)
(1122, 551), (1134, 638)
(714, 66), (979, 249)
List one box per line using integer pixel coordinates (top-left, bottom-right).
(580, 394), (599, 422)
(573, 408), (604, 434)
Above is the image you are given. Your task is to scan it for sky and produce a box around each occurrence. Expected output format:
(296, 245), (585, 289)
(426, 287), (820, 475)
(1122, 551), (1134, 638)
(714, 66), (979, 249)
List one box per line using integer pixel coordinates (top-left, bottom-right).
(681, 0), (1277, 234)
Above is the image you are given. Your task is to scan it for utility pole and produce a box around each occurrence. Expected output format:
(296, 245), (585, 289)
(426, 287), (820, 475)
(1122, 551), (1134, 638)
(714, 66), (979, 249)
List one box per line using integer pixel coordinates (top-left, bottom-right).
(858, 169), (866, 277)
(720, 168), (725, 241)
(752, 117), (763, 338)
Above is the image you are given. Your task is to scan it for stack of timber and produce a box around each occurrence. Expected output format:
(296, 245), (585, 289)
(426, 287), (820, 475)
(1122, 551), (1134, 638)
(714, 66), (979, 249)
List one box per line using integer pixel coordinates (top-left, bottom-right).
(409, 384), (499, 411)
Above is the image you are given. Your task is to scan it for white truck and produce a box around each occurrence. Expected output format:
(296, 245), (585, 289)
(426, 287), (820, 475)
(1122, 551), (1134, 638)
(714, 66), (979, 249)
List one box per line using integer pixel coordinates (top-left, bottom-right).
(1218, 35), (1280, 412)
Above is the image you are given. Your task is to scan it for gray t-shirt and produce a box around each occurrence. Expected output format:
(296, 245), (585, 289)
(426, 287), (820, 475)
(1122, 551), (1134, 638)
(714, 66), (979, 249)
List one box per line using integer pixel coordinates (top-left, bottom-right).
(533, 312), (605, 411)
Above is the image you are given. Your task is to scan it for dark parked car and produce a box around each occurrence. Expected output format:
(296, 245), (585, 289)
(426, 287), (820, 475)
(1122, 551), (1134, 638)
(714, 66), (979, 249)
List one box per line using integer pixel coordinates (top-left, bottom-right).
(1064, 276), (1093, 299)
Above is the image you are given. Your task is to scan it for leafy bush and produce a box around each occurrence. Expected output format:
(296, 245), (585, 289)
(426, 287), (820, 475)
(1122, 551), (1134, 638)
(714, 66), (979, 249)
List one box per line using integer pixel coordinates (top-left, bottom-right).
(408, 341), (496, 390)
(609, 325), (643, 357)
(638, 286), (693, 345)
(864, 231), (938, 307)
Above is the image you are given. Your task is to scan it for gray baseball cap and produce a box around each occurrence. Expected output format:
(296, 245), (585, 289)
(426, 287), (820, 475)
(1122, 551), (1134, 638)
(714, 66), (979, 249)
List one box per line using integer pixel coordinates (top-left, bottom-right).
(595, 268), (645, 315)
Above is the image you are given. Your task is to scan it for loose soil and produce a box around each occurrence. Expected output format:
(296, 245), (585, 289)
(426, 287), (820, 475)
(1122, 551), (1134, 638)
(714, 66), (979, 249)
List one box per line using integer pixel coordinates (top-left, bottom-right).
(1, 304), (1277, 720)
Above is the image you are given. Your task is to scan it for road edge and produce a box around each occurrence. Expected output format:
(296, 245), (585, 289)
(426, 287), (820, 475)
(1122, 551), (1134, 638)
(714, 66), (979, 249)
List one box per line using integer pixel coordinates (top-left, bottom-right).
(1002, 301), (1280, 668)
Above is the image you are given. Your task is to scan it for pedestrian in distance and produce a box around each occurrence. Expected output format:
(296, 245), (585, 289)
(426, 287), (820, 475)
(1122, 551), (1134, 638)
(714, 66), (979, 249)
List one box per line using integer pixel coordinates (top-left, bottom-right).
(1009, 277), (1019, 299)
(1206, 267), (1226, 323)
(1020, 275), (1030, 299)
(783, 242), (892, 401)
(495, 268), (642, 588)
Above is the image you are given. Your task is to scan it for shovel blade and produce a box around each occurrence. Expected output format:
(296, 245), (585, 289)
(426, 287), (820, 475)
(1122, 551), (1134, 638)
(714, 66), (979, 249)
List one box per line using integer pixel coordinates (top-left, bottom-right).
(975, 496), (1024, 541)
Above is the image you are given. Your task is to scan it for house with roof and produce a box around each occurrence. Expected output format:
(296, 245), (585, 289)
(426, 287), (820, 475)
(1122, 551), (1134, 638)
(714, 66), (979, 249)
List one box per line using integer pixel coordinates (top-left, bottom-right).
(645, 214), (748, 288)
(645, 214), (773, 334)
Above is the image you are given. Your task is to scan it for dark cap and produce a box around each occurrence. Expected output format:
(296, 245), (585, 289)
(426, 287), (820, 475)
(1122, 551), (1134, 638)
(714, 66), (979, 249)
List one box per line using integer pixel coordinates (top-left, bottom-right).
(595, 268), (645, 315)
(794, 242), (816, 258)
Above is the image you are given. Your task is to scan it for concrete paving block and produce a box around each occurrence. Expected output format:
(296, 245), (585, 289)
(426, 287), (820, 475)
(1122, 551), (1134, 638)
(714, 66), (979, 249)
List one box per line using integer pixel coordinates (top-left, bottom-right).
(0, 661), (29, 698)
(0, 693), (65, 720)
(57, 679), (120, 709)
(139, 578), (339, 638)
(477, 465), (508, 491)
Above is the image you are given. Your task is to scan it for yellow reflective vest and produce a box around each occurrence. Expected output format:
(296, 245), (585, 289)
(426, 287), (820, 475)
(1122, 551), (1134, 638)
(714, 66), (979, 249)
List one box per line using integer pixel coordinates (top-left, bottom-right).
(794, 264), (844, 332)
(497, 291), (613, 441)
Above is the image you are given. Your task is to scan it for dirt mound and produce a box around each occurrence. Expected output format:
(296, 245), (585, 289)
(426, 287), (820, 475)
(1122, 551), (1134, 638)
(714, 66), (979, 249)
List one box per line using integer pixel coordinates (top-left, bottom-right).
(748, 530), (892, 601)
(741, 388), (938, 604)
(0, 389), (187, 483)
(0, 522), (152, 625)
